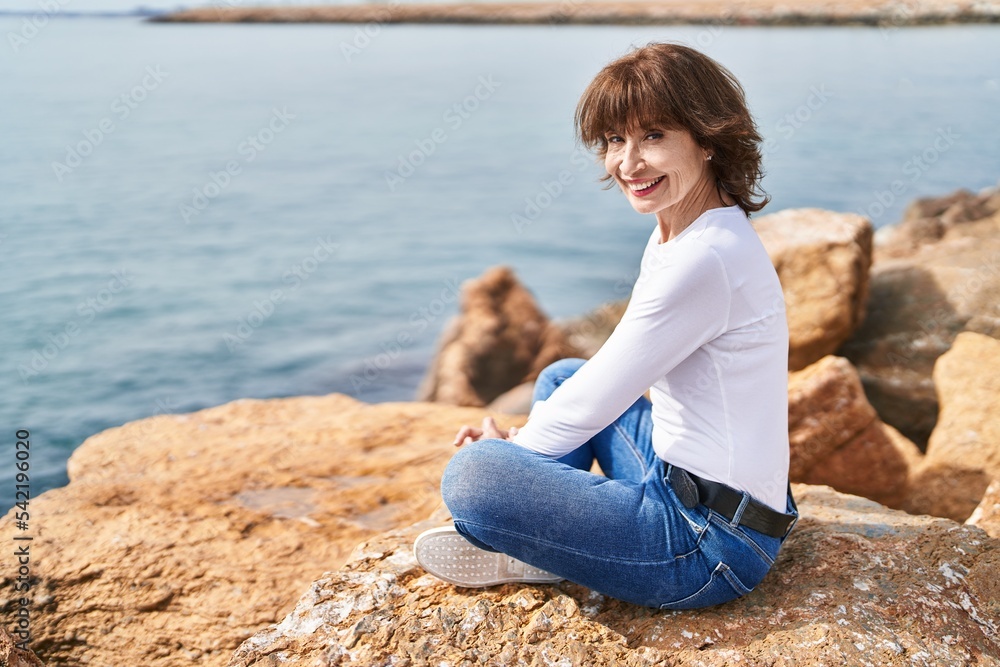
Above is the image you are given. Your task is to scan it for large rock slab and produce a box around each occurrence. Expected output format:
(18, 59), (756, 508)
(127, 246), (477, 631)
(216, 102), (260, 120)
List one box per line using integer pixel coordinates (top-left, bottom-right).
(416, 265), (578, 406)
(229, 485), (1000, 666)
(0, 394), (521, 667)
(839, 186), (1000, 447)
(753, 208), (873, 371)
(904, 332), (1000, 522)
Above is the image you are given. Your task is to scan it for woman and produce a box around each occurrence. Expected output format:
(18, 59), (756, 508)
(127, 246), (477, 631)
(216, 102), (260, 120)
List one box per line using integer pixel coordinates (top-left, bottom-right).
(413, 41), (798, 610)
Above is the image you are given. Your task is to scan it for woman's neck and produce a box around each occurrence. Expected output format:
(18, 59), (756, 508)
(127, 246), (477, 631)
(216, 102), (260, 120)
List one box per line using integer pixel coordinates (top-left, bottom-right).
(655, 179), (733, 244)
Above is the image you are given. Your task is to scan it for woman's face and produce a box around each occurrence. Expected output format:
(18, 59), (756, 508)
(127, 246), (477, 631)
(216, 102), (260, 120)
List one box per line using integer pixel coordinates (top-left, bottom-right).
(603, 123), (714, 216)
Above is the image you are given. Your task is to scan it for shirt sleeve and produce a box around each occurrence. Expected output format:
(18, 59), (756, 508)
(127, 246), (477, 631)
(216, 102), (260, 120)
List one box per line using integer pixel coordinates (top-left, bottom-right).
(509, 241), (732, 457)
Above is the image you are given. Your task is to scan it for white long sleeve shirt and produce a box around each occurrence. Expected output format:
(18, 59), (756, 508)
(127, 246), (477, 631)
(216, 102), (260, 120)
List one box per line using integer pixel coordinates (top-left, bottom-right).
(510, 204), (790, 512)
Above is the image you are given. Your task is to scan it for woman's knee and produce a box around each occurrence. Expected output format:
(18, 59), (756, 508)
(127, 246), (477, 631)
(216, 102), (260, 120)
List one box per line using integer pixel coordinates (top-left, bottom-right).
(441, 440), (508, 515)
(536, 357), (587, 389)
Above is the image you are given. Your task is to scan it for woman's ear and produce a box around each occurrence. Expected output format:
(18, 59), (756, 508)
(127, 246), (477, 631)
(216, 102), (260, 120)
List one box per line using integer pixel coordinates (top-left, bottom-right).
(698, 140), (714, 162)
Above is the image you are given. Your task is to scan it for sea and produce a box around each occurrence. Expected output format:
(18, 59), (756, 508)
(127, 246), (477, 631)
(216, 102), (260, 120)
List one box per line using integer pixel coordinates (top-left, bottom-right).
(2, 14), (999, 504)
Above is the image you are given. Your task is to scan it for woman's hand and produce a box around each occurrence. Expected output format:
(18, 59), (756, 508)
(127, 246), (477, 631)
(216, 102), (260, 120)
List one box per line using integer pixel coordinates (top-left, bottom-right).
(452, 416), (520, 447)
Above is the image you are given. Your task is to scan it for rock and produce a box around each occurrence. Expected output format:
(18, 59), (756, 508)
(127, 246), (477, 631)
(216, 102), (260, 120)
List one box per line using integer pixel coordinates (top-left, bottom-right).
(788, 355), (921, 508)
(486, 380), (535, 414)
(967, 480), (1000, 540)
(753, 208), (873, 371)
(416, 265), (578, 406)
(839, 185), (1000, 447)
(0, 394), (523, 667)
(556, 299), (629, 359)
(0, 627), (45, 667)
(877, 186), (1000, 255)
(800, 420), (921, 510)
(904, 332), (1000, 522)
(230, 485), (1000, 667)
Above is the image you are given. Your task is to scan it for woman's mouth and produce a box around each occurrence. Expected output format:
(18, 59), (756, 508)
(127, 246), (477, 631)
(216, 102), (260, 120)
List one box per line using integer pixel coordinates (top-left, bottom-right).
(626, 175), (665, 197)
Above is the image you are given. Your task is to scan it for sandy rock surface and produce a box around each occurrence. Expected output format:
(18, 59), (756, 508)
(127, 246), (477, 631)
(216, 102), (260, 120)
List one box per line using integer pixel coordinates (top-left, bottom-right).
(230, 485), (1000, 666)
(0, 627), (45, 667)
(0, 394), (520, 667)
(904, 332), (1000, 522)
(753, 209), (873, 371)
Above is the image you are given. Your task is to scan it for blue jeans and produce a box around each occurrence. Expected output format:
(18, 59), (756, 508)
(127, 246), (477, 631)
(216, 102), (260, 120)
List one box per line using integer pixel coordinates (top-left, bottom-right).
(440, 357), (798, 609)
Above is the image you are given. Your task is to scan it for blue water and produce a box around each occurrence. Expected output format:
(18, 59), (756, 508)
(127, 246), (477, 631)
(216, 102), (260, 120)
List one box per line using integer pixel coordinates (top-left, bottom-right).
(2, 17), (999, 504)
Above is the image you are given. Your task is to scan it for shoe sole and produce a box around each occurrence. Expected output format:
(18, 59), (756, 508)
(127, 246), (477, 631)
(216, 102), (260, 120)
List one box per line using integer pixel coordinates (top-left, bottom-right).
(413, 526), (563, 587)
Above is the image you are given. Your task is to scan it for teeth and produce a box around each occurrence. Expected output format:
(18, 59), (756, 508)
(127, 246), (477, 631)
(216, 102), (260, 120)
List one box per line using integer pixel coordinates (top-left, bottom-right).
(628, 175), (664, 191)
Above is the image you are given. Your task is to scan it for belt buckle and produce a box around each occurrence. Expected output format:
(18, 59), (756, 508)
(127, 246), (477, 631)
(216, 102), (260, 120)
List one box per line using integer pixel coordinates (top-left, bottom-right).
(668, 465), (700, 509)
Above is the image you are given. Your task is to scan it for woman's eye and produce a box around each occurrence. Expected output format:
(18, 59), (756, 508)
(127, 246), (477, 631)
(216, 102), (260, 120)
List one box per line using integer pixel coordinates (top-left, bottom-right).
(606, 135), (622, 143)
(646, 132), (662, 140)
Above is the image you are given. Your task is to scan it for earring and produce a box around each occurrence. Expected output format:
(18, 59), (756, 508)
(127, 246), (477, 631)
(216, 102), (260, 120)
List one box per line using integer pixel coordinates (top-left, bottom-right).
(706, 154), (713, 161)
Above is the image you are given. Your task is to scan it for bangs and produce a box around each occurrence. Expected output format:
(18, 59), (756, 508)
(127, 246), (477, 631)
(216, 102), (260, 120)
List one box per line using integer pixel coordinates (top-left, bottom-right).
(575, 58), (684, 152)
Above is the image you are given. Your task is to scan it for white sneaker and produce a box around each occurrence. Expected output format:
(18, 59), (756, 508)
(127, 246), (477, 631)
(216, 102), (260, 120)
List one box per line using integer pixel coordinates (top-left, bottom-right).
(413, 525), (563, 587)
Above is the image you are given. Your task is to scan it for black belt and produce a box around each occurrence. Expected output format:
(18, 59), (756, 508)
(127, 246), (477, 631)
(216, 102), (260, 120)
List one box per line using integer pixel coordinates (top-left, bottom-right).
(666, 464), (796, 539)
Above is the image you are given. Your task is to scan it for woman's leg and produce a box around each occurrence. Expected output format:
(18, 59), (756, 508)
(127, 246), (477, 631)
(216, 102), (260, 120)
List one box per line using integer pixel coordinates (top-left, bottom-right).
(438, 358), (706, 608)
(529, 357), (657, 483)
(438, 357), (790, 608)
(440, 438), (707, 608)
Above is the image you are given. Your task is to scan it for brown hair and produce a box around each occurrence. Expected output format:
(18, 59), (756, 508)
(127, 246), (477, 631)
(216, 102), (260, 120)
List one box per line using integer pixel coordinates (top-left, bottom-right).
(574, 42), (770, 214)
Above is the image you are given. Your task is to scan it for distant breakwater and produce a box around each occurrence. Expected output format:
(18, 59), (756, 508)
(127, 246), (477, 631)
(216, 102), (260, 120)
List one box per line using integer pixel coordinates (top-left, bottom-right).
(148, 1), (1000, 27)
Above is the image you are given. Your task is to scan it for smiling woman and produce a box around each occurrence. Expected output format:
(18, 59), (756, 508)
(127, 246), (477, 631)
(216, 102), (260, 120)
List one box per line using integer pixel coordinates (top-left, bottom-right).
(576, 44), (768, 219)
(603, 125), (726, 242)
(413, 41), (799, 610)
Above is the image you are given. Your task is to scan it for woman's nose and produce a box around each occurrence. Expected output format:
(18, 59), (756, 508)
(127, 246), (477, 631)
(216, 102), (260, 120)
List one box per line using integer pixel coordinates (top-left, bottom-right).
(619, 141), (644, 176)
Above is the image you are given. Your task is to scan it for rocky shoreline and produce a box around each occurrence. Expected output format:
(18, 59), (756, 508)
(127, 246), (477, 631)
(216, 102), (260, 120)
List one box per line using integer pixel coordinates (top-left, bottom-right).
(148, 0), (1000, 26)
(2, 183), (999, 665)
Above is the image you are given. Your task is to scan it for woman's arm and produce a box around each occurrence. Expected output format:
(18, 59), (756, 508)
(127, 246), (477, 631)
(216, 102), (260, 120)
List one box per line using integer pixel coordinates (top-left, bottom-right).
(510, 240), (731, 458)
